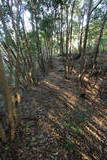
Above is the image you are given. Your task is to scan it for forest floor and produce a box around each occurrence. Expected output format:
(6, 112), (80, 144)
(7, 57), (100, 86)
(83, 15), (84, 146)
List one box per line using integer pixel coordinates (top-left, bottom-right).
(1, 56), (107, 160)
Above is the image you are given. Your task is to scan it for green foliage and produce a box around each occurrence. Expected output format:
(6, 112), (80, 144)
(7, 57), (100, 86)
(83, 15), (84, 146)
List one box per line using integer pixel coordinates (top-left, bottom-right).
(64, 111), (70, 117)
(64, 122), (82, 134)
(40, 15), (54, 39)
(64, 137), (75, 151)
(92, 8), (104, 20)
(74, 112), (89, 123)
(52, 0), (68, 6)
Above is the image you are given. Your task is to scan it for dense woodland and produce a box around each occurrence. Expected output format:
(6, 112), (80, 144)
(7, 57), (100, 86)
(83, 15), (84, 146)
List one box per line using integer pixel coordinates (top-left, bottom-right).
(0, 0), (107, 159)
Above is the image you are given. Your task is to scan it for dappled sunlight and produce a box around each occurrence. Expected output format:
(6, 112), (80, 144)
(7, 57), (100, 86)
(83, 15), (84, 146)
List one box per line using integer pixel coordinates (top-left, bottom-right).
(94, 110), (107, 121)
(48, 111), (64, 129)
(87, 122), (103, 137)
(58, 94), (75, 110)
(61, 93), (76, 107)
(28, 66), (107, 159)
(44, 80), (77, 107)
(81, 129), (96, 144)
(83, 75), (89, 82)
(83, 111), (107, 144)
(92, 116), (106, 128)
(39, 120), (61, 139)
(80, 152), (91, 160)
(1, 0), (107, 158)
(48, 112), (58, 123)
(37, 111), (63, 141)
(44, 80), (60, 90)
(72, 68), (78, 74)
(85, 124), (101, 141)
(94, 84), (100, 90)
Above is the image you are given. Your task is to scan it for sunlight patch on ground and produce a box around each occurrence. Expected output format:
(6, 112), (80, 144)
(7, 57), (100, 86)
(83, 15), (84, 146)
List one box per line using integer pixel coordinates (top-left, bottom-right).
(58, 95), (75, 110)
(92, 116), (105, 128)
(62, 93), (76, 107)
(96, 110), (107, 121)
(85, 126), (101, 141)
(72, 69), (78, 74)
(44, 80), (77, 108)
(83, 75), (90, 82)
(81, 152), (91, 160)
(48, 112), (64, 129)
(44, 81), (60, 90)
(38, 119), (61, 140)
(87, 122), (102, 138)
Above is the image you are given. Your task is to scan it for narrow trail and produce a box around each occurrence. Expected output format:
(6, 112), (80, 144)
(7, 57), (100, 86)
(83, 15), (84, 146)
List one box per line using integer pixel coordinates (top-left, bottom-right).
(3, 58), (107, 160)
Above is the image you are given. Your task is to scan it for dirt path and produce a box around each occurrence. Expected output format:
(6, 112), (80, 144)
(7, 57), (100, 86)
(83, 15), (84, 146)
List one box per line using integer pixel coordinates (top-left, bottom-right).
(1, 58), (107, 160)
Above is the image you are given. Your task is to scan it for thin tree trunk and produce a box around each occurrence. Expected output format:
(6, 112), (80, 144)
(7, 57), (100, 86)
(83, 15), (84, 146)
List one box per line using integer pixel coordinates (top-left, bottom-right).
(69, 0), (76, 53)
(82, 0), (93, 58)
(66, 5), (69, 57)
(0, 120), (6, 142)
(60, 5), (64, 57)
(93, 11), (107, 64)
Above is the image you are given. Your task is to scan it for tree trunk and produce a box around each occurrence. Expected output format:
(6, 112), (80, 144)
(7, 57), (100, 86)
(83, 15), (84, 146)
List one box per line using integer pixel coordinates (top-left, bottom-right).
(82, 0), (93, 59)
(69, 0), (76, 53)
(93, 11), (107, 64)
(0, 120), (6, 142)
(0, 53), (17, 141)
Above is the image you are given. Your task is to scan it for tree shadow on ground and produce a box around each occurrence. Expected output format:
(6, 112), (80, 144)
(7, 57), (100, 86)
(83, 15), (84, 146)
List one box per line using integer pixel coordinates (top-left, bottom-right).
(1, 59), (107, 160)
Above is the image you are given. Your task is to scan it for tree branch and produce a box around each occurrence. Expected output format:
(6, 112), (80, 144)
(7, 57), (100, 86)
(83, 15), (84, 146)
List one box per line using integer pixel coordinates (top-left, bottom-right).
(90, 0), (103, 14)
